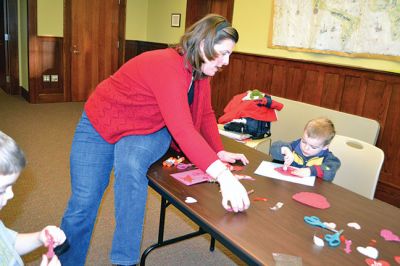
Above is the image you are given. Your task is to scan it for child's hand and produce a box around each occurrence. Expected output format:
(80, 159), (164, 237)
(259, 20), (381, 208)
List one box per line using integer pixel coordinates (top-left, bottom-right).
(281, 147), (293, 167)
(40, 254), (61, 266)
(39, 226), (66, 248)
(291, 168), (311, 177)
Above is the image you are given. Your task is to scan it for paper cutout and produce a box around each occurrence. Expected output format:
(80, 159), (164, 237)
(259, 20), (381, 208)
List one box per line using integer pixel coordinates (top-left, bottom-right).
(234, 174), (255, 180)
(323, 222), (336, 230)
(253, 197), (268, 202)
(380, 229), (400, 242)
(270, 202), (284, 211)
(313, 235), (325, 247)
(170, 169), (211, 185)
(45, 229), (55, 259)
(347, 222), (361, 230)
(274, 166), (302, 177)
(344, 239), (352, 254)
(292, 192), (330, 209)
(185, 197), (197, 204)
(357, 246), (378, 259)
(255, 161), (315, 186)
(365, 258), (390, 266)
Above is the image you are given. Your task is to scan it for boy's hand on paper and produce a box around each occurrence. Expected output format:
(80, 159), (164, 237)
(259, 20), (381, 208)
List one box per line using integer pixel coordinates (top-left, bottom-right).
(281, 147), (293, 167)
(217, 169), (250, 212)
(217, 150), (249, 165)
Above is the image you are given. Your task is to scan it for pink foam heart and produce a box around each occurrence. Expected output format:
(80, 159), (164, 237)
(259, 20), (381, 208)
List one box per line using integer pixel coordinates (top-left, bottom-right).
(292, 192), (330, 209)
(365, 258), (390, 266)
(380, 229), (400, 242)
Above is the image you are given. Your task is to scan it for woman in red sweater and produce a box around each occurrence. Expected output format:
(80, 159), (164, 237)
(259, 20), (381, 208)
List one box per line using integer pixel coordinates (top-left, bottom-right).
(59, 14), (250, 266)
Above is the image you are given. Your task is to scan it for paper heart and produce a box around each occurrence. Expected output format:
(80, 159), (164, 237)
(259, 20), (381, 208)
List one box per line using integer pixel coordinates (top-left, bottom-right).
(292, 192), (330, 209)
(365, 258), (390, 266)
(348, 222), (361, 230)
(313, 235), (324, 247)
(185, 197), (197, 204)
(380, 229), (400, 242)
(357, 246), (378, 259)
(323, 222), (336, 230)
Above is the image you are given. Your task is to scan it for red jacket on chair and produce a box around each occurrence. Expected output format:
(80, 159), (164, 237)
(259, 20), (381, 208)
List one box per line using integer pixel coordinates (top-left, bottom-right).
(218, 92), (284, 124)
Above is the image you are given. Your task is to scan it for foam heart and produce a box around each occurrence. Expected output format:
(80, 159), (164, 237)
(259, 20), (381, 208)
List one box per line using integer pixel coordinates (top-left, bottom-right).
(292, 192), (330, 209)
(365, 258), (390, 266)
(394, 256), (400, 264)
(357, 246), (378, 259)
(185, 197), (197, 204)
(323, 222), (336, 230)
(380, 229), (400, 242)
(348, 222), (361, 230)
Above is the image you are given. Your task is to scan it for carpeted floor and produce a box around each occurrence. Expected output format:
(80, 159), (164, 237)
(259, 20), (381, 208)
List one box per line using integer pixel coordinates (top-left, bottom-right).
(0, 89), (243, 265)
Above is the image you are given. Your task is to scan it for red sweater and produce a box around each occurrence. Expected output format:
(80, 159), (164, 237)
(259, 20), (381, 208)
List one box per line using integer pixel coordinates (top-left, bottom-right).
(85, 48), (224, 171)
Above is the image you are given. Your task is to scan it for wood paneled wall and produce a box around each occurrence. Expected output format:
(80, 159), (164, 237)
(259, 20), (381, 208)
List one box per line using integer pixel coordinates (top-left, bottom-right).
(211, 52), (400, 207)
(28, 0), (64, 103)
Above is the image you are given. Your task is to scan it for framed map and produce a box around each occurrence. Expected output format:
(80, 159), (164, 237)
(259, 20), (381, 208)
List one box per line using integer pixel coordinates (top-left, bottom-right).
(269, 0), (400, 59)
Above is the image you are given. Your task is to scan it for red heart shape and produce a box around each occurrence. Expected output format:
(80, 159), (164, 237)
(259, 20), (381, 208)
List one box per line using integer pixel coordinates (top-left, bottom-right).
(365, 258), (390, 266)
(394, 256), (400, 264)
(292, 192), (330, 209)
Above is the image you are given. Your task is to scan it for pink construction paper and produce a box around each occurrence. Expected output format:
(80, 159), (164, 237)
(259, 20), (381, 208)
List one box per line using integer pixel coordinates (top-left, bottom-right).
(274, 166), (302, 178)
(380, 229), (400, 242)
(365, 258), (390, 266)
(292, 192), (330, 209)
(170, 169), (211, 186)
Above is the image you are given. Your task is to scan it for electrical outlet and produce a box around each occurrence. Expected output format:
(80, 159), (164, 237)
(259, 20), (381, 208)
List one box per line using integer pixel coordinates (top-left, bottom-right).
(43, 75), (50, 82)
(51, 75), (59, 82)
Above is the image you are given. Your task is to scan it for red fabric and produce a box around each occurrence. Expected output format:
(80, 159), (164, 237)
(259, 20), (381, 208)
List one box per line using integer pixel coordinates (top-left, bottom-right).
(84, 48), (223, 171)
(218, 92), (284, 124)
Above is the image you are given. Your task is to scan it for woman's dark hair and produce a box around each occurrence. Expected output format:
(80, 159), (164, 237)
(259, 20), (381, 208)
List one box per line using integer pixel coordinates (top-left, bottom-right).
(174, 14), (239, 79)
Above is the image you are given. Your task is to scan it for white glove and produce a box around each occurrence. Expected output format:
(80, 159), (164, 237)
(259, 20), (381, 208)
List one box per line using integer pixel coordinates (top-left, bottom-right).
(217, 169), (250, 212)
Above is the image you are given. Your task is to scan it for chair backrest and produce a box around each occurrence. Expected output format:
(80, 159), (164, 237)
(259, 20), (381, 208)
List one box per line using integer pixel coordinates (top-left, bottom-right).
(329, 134), (384, 199)
(271, 96), (380, 145)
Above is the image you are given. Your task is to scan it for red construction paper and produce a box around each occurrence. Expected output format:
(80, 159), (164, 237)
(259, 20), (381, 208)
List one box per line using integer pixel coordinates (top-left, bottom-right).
(292, 192), (330, 209)
(274, 166), (302, 178)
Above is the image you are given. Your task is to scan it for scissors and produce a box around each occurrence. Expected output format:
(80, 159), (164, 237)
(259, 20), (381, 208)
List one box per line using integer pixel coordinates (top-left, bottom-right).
(304, 216), (343, 247)
(324, 230), (343, 247)
(304, 216), (330, 230)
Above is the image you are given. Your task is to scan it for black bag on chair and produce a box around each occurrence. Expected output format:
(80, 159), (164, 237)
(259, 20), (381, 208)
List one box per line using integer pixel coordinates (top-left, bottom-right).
(224, 117), (271, 139)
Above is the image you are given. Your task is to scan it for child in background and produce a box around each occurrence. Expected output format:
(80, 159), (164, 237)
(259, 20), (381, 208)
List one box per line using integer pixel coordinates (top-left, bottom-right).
(270, 117), (341, 181)
(0, 131), (66, 266)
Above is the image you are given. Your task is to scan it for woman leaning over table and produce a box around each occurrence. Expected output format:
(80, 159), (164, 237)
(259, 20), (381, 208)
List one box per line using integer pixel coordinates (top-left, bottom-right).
(59, 14), (250, 266)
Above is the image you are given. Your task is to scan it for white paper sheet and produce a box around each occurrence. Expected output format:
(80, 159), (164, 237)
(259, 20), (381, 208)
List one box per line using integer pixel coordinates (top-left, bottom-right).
(254, 161), (316, 186)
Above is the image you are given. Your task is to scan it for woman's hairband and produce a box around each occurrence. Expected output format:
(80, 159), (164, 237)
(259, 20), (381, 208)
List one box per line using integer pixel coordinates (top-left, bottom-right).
(216, 21), (230, 32)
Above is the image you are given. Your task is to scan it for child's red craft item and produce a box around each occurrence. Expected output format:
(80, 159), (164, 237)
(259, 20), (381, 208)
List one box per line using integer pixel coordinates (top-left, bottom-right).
(274, 166), (302, 178)
(45, 229), (55, 259)
(292, 192), (330, 209)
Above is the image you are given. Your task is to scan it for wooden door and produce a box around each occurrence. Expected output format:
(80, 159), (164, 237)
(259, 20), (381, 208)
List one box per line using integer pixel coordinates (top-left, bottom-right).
(68, 0), (120, 101)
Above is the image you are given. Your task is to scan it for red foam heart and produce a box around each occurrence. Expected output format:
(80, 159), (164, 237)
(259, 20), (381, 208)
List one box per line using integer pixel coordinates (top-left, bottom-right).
(292, 192), (330, 209)
(365, 258), (390, 266)
(395, 256), (400, 264)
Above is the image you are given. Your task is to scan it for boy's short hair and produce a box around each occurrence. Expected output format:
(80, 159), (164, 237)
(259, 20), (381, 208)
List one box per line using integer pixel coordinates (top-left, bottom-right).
(304, 117), (336, 145)
(0, 131), (26, 175)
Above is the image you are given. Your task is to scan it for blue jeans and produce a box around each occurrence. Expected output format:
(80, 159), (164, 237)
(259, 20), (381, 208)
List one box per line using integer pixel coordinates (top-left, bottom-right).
(60, 112), (171, 266)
